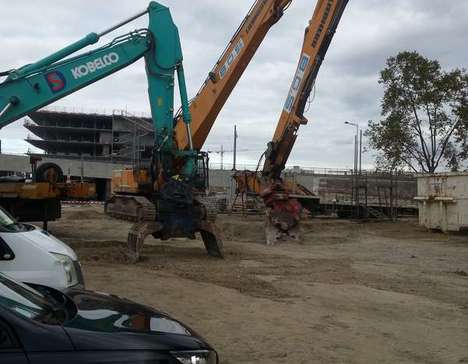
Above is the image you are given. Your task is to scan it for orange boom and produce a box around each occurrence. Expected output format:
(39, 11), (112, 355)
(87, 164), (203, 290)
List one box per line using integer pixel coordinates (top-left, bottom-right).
(234, 0), (349, 244)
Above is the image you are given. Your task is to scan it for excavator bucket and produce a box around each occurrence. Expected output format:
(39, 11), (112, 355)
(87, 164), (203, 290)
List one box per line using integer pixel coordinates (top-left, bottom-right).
(127, 220), (224, 262)
(199, 220), (224, 258)
(265, 217), (281, 246)
(264, 206), (301, 245)
(127, 221), (163, 263)
(264, 216), (301, 245)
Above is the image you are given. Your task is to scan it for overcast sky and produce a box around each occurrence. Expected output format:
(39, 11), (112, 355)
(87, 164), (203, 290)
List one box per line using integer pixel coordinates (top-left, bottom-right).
(0, 0), (467, 170)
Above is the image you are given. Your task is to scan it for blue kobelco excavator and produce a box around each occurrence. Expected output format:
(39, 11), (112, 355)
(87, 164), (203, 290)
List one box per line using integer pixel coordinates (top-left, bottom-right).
(0, 2), (223, 261)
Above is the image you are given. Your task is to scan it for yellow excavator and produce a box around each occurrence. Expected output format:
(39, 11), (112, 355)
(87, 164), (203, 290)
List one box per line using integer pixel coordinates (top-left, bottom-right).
(105, 0), (294, 222)
(234, 0), (349, 244)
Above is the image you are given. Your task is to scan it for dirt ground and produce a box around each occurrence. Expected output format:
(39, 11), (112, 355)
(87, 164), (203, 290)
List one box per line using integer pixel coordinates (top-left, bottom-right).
(48, 205), (468, 364)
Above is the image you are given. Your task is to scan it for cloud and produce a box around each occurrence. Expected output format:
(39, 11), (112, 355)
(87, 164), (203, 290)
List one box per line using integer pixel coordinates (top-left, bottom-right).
(0, 0), (467, 170)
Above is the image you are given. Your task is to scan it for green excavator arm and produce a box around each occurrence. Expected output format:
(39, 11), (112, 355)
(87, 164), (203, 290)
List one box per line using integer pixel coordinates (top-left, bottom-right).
(0, 32), (149, 125)
(0, 2), (193, 174)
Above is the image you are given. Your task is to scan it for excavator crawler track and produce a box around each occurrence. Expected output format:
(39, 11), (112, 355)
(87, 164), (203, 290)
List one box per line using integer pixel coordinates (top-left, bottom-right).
(105, 195), (156, 222)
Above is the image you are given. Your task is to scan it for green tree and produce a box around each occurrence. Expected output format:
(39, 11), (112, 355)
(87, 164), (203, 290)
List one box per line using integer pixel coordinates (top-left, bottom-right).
(367, 51), (468, 173)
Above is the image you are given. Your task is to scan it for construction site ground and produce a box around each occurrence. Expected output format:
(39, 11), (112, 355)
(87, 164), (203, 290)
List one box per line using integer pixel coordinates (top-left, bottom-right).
(48, 205), (468, 364)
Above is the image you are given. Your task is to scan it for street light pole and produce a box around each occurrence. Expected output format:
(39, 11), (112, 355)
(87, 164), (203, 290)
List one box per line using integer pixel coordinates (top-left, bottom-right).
(359, 128), (363, 175)
(345, 121), (359, 168)
(220, 144), (224, 170)
(344, 121), (360, 215)
(232, 125), (238, 171)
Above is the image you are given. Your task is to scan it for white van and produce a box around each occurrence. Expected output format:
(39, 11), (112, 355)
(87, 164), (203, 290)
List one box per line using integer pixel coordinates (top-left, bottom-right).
(0, 207), (84, 290)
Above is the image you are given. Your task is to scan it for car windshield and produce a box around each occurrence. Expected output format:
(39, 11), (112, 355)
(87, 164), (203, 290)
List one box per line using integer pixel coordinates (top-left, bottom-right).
(0, 207), (28, 233)
(0, 274), (66, 324)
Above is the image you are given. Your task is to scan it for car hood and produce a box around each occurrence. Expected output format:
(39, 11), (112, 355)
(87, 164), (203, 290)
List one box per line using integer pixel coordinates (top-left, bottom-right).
(63, 289), (211, 351)
(1, 225), (77, 260)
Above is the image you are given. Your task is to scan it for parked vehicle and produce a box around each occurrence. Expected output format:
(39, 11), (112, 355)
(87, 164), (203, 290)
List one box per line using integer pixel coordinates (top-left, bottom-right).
(0, 273), (218, 363)
(0, 207), (83, 290)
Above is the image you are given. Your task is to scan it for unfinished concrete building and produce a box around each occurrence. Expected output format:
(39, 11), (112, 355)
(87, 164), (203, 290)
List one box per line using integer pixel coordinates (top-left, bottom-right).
(25, 110), (155, 163)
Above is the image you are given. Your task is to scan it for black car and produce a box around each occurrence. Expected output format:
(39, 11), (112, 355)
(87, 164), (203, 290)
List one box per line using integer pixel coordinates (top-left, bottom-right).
(0, 273), (218, 363)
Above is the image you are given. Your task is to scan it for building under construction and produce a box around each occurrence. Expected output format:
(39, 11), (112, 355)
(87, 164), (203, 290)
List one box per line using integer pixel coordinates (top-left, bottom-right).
(25, 109), (155, 163)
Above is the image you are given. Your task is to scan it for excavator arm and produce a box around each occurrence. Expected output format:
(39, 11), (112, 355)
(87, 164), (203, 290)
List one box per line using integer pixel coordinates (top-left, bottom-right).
(174, 0), (293, 150)
(0, 31), (149, 127)
(233, 0), (348, 244)
(0, 2), (193, 157)
(264, 0), (349, 178)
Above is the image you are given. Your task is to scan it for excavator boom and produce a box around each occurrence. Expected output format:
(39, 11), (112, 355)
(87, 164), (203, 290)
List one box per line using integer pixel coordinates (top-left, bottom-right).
(264, 0), (348, 177)
(174, 0), (293, 150)
(0, 2), (192, 151)
(233, 0), (348, 244)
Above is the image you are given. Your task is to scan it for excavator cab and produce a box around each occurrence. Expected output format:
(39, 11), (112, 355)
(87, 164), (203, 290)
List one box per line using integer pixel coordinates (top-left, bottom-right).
(194, 152), (210, 192)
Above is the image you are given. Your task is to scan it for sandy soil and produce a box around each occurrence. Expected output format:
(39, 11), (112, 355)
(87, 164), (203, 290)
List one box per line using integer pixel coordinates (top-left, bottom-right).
(48, 205), (468, 364)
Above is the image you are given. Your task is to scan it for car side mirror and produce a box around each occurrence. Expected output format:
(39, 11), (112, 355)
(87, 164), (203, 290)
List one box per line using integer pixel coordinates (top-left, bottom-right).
(0, 237), (14, 261)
